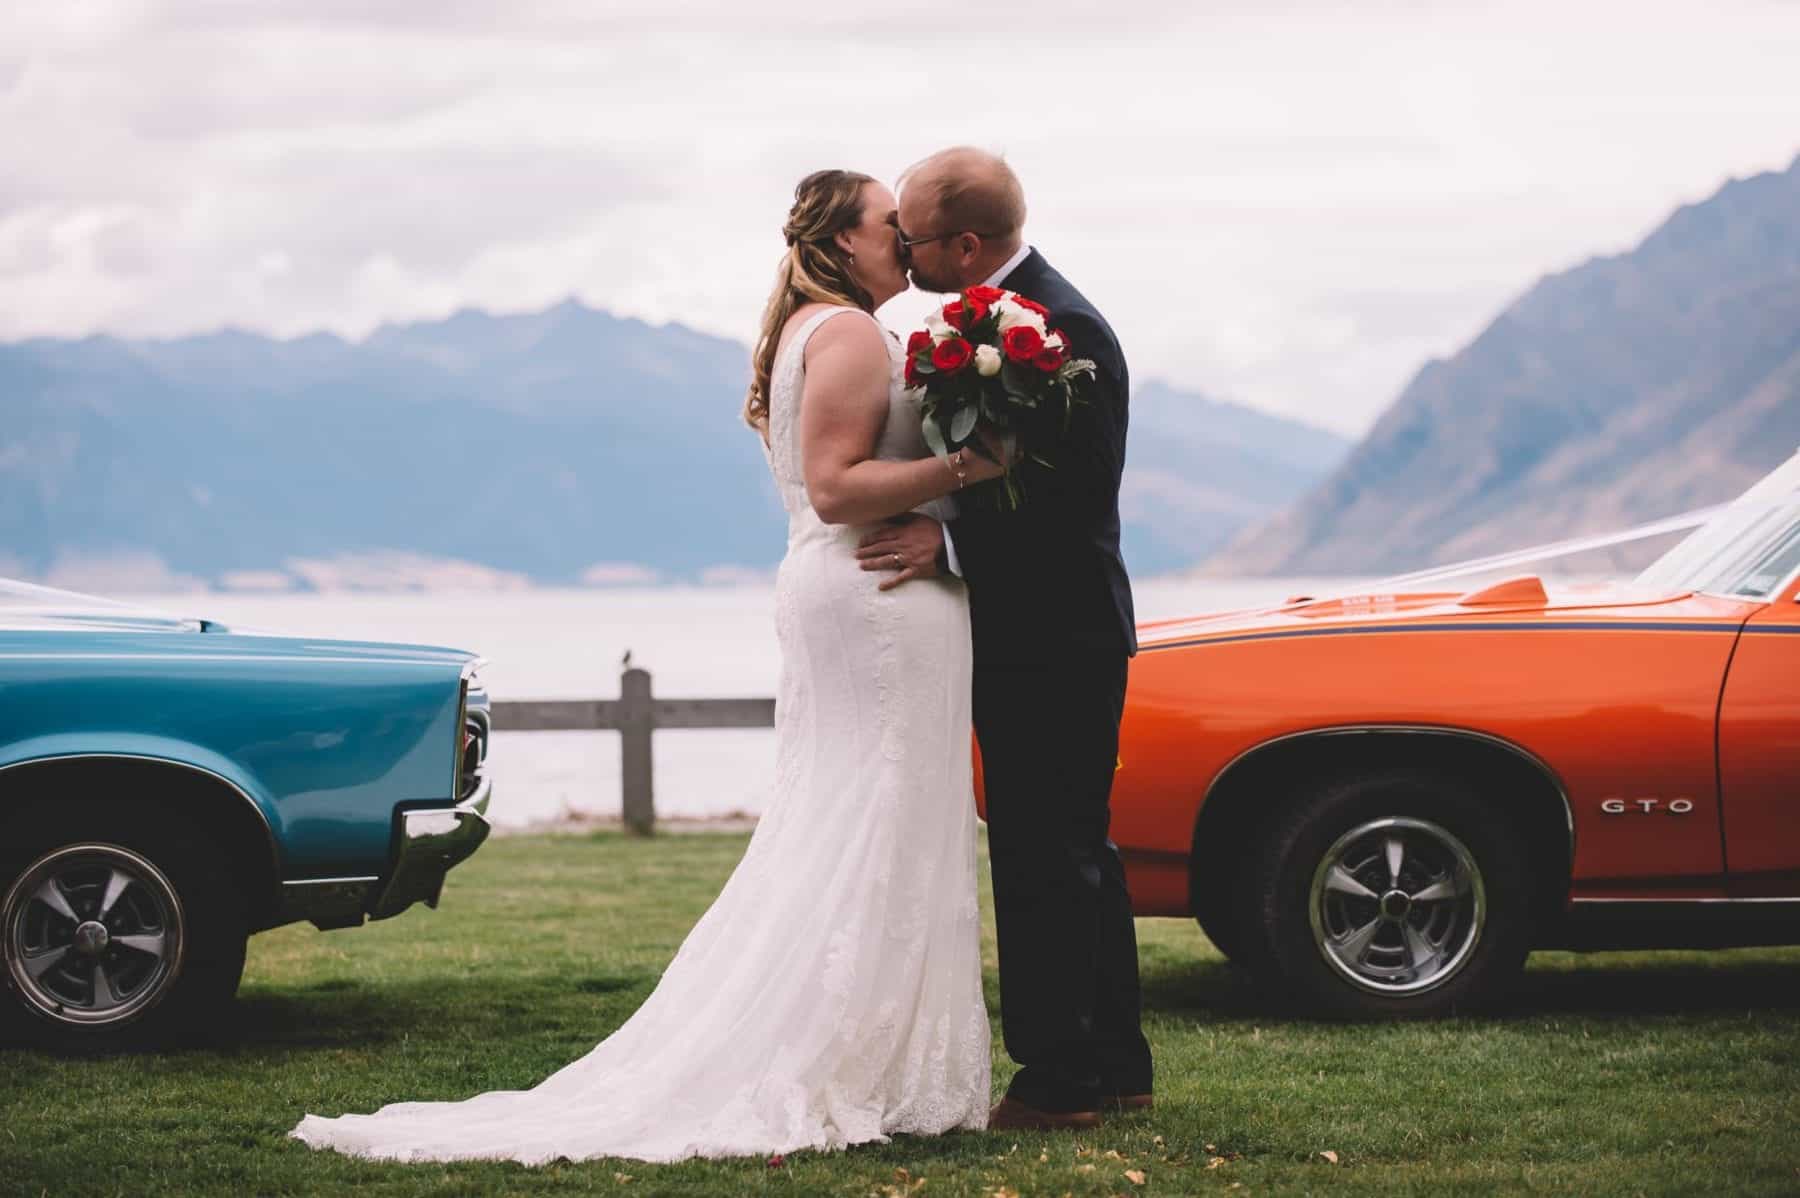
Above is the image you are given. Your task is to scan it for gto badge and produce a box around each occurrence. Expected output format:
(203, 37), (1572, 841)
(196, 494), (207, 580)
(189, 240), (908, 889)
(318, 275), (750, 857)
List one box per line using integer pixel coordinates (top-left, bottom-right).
(1600, 797), (1695, 815)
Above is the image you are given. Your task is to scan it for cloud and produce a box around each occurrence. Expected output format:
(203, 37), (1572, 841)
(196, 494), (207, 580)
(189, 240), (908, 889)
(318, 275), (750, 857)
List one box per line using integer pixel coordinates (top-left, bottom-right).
(2, 0), (1798, 434)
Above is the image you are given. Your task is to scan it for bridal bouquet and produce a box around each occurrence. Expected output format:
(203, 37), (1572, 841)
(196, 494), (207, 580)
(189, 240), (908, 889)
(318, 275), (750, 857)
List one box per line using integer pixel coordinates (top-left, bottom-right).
(904, 286), (1096, 506)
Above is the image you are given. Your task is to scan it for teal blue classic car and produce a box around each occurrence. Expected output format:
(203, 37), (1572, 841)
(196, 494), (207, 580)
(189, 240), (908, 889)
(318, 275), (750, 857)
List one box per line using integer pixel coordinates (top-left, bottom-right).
(0, 579), (492, 1042)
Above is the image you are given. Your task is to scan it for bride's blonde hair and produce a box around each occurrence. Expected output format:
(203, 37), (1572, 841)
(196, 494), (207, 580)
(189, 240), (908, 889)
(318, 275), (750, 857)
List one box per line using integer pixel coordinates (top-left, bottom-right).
(744, 169), (877, 436)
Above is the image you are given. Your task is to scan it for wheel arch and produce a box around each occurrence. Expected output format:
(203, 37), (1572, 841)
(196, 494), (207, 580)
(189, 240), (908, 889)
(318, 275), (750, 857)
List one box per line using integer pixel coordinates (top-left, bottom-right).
(0, 754), (282, 925)
(1189, 725), (1574, 948)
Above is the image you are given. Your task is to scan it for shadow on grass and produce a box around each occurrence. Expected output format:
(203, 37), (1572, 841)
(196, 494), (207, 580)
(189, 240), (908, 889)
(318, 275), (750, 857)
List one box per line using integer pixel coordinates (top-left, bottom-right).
(1138, 952), (1800, 1022)
(9, 952), (1796, 1059)
(1507, 956), (1800, 1017)
(0, 970), (657, 1057)
(226, 970), (658, 1049)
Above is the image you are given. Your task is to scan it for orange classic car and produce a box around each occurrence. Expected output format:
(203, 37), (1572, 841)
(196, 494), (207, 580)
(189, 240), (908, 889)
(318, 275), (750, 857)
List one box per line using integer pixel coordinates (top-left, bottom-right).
(984, 448), (1800, 1017)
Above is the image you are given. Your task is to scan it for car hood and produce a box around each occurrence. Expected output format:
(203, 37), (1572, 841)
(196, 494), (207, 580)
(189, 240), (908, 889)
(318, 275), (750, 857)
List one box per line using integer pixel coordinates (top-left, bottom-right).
(0, 585), (479, 667)
(1136, 575), (1757, 649)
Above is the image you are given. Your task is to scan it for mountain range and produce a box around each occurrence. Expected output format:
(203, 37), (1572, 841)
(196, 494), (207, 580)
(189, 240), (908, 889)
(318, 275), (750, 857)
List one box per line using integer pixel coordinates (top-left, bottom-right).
(0, 302), (1347, 590)
(11, 151), (1793, 593)
(1206, 152), (1800, 576)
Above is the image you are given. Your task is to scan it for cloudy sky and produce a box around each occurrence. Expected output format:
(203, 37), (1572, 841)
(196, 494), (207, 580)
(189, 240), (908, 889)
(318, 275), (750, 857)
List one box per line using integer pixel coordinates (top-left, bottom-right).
(5, 1), (1798, 434)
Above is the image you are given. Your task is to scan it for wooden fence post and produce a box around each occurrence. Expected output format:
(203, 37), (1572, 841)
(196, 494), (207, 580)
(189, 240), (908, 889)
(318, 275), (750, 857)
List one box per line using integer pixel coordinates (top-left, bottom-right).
(489, 679), (772, 832)
(619, 666), (655, 835)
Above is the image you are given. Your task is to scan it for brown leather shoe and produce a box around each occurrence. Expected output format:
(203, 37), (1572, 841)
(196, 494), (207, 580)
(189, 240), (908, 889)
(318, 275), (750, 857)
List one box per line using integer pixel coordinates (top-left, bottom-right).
(1103, 1092), (1154, 1111)
(987, 1096), (1102, 1131)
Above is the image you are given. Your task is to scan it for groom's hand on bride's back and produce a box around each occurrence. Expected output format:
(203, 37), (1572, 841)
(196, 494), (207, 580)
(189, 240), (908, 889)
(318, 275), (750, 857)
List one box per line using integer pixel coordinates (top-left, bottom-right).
(856, 513), (947, 591)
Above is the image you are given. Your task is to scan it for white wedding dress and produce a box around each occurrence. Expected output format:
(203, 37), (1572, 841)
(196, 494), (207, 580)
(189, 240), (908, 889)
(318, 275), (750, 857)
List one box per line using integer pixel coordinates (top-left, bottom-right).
(290, 305), (990, 1164)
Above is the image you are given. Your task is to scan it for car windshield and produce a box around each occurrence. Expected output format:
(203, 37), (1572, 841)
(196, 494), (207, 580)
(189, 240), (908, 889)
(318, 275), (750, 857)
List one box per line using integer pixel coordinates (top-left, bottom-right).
(1633, 448), (1800, 600)
(0, 577), (204, 623)
(0, 577), (141, 610)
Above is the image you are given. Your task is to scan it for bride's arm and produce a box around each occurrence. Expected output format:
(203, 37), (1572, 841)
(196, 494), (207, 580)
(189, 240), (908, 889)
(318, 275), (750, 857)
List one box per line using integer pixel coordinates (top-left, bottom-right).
(799, 315), (1002, 526)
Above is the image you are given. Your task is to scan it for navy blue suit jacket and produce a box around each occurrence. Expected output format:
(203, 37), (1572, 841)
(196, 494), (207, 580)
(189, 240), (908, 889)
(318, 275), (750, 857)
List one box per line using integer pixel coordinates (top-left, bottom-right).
(948, 249), (1136, 663)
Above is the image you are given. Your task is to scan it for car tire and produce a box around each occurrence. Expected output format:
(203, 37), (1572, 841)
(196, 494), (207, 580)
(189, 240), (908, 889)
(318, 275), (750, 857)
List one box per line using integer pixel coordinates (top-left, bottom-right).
(1, 801), (247, 1046)
(1237, 768), (1533, 1018)
(1193, 906), (1246, 966)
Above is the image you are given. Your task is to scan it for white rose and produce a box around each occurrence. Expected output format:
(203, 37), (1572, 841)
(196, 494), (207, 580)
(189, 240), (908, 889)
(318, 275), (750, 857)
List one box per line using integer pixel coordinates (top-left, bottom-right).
(1043, 332), (1064, 350)
(924, 309), (952, 340)
(974, 344), (1002, 376)
(994, 299), (1046, 334)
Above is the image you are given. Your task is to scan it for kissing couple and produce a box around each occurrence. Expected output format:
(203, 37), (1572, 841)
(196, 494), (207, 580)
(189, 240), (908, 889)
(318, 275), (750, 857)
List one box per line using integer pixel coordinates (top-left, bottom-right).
(293, 146), (1151, 1164)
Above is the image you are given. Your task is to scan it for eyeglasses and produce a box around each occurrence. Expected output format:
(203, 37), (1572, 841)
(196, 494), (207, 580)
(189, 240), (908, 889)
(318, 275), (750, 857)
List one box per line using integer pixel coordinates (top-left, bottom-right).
(896, 228), (1008, 251)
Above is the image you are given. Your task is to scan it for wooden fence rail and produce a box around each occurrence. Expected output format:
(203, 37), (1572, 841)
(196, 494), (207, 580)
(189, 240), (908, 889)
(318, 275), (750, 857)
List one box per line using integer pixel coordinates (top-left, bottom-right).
(490, 666), (774, 835)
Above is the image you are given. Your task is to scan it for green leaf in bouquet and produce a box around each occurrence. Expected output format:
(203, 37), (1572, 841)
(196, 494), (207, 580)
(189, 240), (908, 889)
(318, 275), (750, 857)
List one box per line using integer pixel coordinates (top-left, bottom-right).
(949, 404), (978, 443)
(921, 413), (949, 459)
(1003, 471), (1022, 509)
(913, 356), (936, 375)
(1000, 362), (1040, 406)
(1059, 359), (1096, 390)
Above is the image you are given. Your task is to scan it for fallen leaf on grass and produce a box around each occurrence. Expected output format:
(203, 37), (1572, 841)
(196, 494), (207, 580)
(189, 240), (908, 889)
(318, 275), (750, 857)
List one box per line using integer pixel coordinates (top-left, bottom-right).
(1077, 1164), (1096, 1174)
(989, 1188), (1020, 1198)
(1152, 1135), (1165, 1148)
(613, 1173), (633, 1184)
(1103, 1150), (1126, 1161)
(1320, 1150), (1340, 1165)
(1125, 1168), (1147, 1185)
(878, 1168), (926, 1195)
(1208, 1156), (1228, 1169)
(1038, 1151), (1048, 1163)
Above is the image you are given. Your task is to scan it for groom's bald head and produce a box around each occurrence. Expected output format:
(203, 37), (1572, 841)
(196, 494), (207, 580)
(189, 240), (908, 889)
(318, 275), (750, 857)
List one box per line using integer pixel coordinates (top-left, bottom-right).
(897, 148), (1026, 292)
(899, 147), (1027, 254)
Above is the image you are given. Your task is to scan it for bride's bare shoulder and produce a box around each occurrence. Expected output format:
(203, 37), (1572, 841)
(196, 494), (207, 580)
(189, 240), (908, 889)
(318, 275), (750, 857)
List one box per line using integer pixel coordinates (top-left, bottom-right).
(793, 305), (885, 366)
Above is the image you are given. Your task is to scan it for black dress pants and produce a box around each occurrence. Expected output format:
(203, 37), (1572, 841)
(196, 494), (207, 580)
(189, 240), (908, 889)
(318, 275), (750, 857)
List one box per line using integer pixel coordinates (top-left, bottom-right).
(975, 648), (1152, 1112)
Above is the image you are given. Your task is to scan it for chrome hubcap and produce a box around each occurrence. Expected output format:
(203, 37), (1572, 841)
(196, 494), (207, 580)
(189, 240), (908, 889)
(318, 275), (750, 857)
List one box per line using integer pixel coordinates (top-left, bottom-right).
(1308, 816), (1485, 996)
(73, 920), (111, 956)
(3, 844), (185, 1026)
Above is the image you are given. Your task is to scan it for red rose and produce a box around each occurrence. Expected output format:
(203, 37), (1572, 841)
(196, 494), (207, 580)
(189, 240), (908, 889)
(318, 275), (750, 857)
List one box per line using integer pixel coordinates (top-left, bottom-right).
(965, 285), (1005, 305)
(904, 355), (921, 386)
(1033, 343), (1065, 372)
(942, 295), (989, 332)
(1001, 325), (1044, 363)
(906, 330), (931, 356)
(1011, 294), (1050, 318)
(931, 336), (973, 373)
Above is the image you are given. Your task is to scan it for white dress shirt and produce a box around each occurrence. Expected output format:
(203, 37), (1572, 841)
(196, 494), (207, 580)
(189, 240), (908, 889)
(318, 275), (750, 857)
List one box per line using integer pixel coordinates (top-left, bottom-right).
(938, 244), (1034, 578)
(982, 242), (1033, 290)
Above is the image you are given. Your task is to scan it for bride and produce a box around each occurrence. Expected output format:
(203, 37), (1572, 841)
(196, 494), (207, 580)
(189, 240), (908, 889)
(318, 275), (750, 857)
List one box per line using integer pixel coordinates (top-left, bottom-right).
(290, 169), (1004, 1164)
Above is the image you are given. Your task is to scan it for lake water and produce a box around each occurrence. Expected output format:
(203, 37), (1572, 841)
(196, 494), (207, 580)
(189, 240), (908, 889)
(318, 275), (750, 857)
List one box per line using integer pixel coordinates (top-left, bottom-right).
(116, 579), (1358, 830)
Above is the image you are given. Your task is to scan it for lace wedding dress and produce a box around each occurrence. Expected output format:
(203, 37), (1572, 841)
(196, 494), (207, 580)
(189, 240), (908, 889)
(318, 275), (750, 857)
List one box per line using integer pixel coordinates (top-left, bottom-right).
(290, 305), (990, 1164)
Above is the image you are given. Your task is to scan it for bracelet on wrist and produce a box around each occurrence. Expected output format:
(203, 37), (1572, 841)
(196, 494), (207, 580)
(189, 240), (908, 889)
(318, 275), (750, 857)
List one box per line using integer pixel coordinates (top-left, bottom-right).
(944, 450), (967, 490)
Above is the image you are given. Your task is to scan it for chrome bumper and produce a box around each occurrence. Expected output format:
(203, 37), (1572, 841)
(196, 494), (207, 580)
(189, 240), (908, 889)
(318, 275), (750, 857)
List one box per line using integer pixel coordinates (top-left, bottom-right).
(275, 773), (494, 931)
(367, 771), (493, 921)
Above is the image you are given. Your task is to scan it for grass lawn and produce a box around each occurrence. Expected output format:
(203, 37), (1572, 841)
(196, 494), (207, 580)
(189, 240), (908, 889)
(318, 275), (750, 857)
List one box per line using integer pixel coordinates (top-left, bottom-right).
(4, 830), (1799, 1196)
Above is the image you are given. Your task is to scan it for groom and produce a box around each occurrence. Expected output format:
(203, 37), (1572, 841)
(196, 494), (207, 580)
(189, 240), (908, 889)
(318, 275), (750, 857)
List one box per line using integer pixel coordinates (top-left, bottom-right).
(859, 146), (1152, 1130)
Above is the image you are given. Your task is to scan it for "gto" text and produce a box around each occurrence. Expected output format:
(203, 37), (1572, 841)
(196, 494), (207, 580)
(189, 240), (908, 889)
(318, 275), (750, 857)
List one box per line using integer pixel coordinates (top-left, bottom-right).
(1599, 798), (1695, 815)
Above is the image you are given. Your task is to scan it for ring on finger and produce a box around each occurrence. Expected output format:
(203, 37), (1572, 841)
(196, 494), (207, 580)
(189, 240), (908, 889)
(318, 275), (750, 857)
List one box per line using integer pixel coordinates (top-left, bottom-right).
(890, 553), (902, 568)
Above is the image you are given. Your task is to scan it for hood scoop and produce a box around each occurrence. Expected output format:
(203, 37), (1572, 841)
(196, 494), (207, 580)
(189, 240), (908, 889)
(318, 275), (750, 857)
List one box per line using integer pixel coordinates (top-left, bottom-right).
(1455, 574), (1549, 607)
